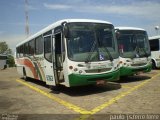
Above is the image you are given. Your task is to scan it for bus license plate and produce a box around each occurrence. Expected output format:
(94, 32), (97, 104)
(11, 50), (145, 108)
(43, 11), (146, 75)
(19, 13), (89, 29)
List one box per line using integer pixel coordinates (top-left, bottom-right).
(136, 71), (143, 75)
(96, 80), (106, 85)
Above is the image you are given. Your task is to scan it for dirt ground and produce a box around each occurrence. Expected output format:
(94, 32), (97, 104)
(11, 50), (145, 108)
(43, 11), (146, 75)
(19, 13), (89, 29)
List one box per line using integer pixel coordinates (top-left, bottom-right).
(0, 67), (160, 120)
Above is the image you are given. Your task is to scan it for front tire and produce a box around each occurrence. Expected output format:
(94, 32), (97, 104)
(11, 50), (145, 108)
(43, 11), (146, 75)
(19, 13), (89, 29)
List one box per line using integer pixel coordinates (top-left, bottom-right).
(23, 67), (27, 80)
(152, 60), (156, 69)
(49, 85), (60, 94)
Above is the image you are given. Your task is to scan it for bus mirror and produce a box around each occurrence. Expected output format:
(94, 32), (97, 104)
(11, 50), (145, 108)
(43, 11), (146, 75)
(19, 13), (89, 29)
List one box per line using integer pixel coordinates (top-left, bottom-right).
(61, 21), (69, 38)
(64, 26), (69, 38)
(115, 30), (120, 39)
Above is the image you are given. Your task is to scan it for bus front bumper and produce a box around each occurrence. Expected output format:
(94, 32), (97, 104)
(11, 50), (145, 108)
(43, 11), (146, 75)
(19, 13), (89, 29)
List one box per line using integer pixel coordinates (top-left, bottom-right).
(120, 64), (152, 76)
(68, 69), (120, 87)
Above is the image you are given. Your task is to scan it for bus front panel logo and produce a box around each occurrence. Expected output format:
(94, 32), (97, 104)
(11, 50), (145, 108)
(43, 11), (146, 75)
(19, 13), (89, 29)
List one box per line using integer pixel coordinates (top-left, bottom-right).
(99, 54), (104, 61)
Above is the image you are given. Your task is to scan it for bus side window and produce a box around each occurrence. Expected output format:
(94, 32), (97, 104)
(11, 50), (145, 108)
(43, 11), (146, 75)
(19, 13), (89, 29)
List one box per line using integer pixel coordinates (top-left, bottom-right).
(16, 47), (19, 58)
(149, 39), (159, 51)
(24, 42), (29, 56)
(35, 36), (43, 55)
(28, 40), (35, 55)
(20, 45), (24, 57)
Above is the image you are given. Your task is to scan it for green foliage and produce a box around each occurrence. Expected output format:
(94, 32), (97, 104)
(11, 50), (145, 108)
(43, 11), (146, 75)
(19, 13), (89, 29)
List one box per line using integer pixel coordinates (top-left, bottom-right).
(0, 41), (12, 54)
(7, 55), (15, 67)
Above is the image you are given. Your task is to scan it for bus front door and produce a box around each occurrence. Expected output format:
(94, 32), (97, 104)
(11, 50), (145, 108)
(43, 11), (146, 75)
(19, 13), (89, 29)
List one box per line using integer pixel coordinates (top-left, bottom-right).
(44, 35), (56, 86)
(53, 32), (64, 84)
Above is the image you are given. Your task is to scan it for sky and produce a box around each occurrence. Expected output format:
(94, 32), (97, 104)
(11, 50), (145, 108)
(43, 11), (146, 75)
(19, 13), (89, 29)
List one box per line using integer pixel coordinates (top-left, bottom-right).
(0, 0), (160, 53)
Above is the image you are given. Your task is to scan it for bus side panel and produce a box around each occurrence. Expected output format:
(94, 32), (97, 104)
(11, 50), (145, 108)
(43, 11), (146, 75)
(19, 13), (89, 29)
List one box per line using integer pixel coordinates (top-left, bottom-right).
(32, 55), (46, 82)
(25, 66), (35, 79)
(16, 57), (39, 79)
(151, 51), (160, 68)
(16, 65), (24, 78)
(61, 58), (70, 87)
(17, 56), (47, 81)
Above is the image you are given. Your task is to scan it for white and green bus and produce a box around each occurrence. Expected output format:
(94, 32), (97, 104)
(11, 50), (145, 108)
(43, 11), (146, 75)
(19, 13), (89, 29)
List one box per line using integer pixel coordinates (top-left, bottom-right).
(15, 19), (120, 88)
(0, 54), (7, 69)
(149, 35), (160, 69)
(115, 27), (152, 76)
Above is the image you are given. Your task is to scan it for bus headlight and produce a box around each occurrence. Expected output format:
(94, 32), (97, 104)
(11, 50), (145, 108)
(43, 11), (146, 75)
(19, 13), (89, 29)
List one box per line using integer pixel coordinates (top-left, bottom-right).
(69, 66), (73, 70)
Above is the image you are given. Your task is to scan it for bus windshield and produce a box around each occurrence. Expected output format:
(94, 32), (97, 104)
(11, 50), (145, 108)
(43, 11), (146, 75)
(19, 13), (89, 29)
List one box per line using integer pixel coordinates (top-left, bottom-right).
(66, 22), (118, 62)
(117, 30), (151, 58)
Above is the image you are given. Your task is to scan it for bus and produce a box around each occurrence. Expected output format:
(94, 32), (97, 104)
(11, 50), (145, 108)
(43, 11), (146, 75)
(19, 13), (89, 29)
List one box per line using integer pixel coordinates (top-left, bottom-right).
(0, 54), (7, 69)
(15, 19), (120, 88)
(149, 35), (160, 69)
(115, 27), (152, 76)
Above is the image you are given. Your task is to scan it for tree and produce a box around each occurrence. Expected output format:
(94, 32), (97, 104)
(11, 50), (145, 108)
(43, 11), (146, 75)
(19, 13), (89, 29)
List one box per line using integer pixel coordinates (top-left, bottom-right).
(0, 41), (15, 67)
(7, 55), (15, 67)
(0, 42), (12, 54)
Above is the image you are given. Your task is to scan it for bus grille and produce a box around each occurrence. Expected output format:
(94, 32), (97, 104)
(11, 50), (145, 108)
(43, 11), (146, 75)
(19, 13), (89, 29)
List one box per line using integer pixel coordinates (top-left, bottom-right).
(85, 68), (112, 73)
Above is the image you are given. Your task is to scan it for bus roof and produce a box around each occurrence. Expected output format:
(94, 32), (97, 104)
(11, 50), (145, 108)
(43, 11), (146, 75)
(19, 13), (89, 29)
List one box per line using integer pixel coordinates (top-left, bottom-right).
(149, 35), (160, 40)
(16, 19), (112, 47)
(115, 27), (145, 31)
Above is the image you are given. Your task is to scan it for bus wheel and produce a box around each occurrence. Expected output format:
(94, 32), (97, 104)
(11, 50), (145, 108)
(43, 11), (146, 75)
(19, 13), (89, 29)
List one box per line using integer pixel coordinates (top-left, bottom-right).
(152, 60), (156, 69)
(23, 68), (27, 80)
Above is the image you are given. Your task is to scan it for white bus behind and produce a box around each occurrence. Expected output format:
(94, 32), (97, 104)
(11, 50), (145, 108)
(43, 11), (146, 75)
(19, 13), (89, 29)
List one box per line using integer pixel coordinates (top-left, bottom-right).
(115, 27), (152, 76)
(149, 35), (160, 69)
(0, 54), (7, 69)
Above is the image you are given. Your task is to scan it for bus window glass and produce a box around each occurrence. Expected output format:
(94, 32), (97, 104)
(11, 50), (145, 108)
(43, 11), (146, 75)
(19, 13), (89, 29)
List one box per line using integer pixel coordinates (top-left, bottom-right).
(16, 47), (20, 58)
(117, 30), (150, 58)
(24, 43), (29, 56)
(149, 39), (159, 51)
(67, 23), (118, 62)
(20, 45), (24, 57)
(28, 40), (35, 55)
(44, 36), (52, 62)
(35, 36), (43, 55)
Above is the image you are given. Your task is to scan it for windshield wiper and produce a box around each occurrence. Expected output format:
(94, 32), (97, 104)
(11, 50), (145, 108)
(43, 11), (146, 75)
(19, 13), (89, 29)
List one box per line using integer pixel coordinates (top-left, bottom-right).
(135, 45), (148, 57)
(85, 30), (114, 63)
(134, 45), (140, 57)
(97, 36), (113, 61)
(102, 47), (113, 61)
(85, 38), (97, 63)
(140, 48), (148, 57)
